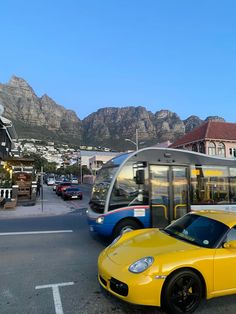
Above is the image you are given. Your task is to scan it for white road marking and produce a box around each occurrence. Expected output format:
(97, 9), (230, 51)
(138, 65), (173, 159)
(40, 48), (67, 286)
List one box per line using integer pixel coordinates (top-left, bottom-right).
(35, 282), (74, 314)
(0, 230), (73, 236)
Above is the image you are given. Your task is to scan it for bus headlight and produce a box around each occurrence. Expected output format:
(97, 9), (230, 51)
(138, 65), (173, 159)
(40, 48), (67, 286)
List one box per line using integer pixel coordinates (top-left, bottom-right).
(96, 216), (104, 224)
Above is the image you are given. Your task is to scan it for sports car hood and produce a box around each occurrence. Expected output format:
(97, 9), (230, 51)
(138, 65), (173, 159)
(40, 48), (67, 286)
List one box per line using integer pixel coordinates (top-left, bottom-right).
(106, 228), (198, 265)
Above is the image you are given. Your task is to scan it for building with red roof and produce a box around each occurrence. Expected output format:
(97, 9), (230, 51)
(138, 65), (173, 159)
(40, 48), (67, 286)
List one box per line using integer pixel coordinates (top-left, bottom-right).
(170, 120), (236, 158)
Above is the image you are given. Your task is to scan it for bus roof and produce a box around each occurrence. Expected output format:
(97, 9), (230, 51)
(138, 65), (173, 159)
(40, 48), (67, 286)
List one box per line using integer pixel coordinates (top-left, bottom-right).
(103, 147), (236, 168)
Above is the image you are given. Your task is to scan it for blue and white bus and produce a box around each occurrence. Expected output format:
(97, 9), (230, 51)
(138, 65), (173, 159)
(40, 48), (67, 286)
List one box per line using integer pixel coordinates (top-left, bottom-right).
(87, 147), (236, 239)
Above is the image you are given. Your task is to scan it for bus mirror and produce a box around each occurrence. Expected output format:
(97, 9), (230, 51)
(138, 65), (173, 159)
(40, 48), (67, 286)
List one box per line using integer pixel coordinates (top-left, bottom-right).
(135, 169), (145, 185)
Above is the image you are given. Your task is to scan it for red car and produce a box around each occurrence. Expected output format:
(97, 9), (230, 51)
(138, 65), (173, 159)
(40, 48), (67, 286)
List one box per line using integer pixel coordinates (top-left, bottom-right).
(61, 187), (83, 200)
(56, 182), (72, 196)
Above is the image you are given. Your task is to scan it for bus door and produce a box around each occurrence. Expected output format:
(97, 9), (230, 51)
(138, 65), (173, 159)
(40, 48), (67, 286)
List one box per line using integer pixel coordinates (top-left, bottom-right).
(150, 165), (189, 228)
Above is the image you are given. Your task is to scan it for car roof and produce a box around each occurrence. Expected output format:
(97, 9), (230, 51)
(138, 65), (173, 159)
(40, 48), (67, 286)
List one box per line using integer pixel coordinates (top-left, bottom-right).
(192, 210), (236, 228)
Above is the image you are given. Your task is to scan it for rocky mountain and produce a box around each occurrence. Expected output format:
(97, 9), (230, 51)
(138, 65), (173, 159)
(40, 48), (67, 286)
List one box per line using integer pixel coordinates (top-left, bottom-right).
(0, 76), (82, 145)
(82, 108), (225, 149)
(82, 107), (186, 148)
(0, 76), (225, 150)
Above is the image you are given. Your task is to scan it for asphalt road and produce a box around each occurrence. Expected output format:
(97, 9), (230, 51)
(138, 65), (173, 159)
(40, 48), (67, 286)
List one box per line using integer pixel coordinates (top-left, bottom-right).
(0, 186), (236, 314)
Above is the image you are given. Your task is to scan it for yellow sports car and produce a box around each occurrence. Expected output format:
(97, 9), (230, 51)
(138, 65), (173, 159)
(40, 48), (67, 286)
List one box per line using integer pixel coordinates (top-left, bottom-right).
(98, 210), (236, 313)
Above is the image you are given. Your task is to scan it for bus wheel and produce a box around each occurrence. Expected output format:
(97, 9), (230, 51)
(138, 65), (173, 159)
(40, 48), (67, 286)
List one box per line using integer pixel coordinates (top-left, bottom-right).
(112, 219), (141, 239)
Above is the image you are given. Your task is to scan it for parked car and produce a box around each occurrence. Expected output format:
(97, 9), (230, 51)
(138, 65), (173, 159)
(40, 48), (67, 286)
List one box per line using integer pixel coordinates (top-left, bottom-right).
(47, 177), (55, 186)
(53, 180), (62, 191)
(62, 186), (83, 200)
(98, 210), (236, 313)
(56, 182), (72, 196)
(71, 177), (79, 184)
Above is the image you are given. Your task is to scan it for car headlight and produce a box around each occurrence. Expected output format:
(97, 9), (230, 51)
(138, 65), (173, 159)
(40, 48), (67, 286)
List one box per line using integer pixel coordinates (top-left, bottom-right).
(129, 256), (154, 273)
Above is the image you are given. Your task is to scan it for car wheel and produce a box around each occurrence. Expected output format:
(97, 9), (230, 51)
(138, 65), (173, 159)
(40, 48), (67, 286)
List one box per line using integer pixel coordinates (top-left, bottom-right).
(112, 219), (141, 240)
(162, 269), (202, 314)
(80, 195), (83, 200)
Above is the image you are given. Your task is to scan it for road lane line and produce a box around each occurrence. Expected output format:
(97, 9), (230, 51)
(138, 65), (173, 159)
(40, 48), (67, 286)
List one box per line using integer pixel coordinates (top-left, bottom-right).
(0, 230), (73, 236)
(35, 282), (74, 314)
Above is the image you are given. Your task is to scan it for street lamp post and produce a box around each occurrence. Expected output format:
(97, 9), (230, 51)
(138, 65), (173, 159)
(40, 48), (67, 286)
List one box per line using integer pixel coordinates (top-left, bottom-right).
(77, 152), (83, 184)
(125, 129), (139, 150)
(80, 163), (83, 184)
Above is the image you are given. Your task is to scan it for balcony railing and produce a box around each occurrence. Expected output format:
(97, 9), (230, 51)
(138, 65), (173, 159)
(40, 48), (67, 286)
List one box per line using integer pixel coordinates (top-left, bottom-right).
(0, 188), (12, 199)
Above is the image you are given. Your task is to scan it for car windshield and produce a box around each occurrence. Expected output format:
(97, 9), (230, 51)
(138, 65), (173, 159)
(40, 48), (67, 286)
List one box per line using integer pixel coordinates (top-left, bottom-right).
(164, 213), (229, 248)
(66, 188), (80, 192)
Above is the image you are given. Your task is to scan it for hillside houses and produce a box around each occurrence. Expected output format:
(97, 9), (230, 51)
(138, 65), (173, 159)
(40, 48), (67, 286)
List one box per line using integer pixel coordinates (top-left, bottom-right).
(16, 138), (119, 172)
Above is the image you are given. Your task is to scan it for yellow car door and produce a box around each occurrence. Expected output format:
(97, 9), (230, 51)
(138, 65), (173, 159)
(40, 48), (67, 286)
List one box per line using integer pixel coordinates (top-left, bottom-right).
(213, 226), (236, 294)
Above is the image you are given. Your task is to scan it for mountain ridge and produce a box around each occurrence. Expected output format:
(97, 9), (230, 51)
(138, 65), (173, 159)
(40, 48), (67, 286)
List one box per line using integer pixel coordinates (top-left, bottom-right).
(0, 75), (225, 150)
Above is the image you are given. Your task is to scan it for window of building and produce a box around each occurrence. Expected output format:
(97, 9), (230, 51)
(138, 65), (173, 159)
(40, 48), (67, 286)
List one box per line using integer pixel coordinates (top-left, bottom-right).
(218, 142), (225, 157)
(208, 142), (216, 156)
(229, 148), (236, 158)
(199, 142), (205, 154)
(192, 144), (198, 152)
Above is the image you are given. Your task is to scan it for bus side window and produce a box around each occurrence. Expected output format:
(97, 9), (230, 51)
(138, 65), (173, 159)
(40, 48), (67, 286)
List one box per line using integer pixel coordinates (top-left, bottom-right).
(191, 165), (230, 205)
(229, 176), (236, 203)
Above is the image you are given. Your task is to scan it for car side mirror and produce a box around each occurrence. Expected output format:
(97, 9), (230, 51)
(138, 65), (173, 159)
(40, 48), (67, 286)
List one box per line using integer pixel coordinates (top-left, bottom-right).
(223, 240), (236, 249)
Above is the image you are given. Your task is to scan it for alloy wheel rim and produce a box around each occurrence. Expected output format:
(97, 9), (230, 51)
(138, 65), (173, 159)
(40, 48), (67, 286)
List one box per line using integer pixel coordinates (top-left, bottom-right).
(169, 275), (201, 312)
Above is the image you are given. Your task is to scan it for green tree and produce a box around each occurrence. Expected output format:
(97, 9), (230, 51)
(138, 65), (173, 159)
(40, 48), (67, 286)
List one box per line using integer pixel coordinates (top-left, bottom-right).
(55, 164), (91, 178)
(44, 162), (57, 173)
(22, 152), (48, 172)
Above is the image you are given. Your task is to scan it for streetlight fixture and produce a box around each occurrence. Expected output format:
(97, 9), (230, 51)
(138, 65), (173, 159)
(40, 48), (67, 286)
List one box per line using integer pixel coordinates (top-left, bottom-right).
(125, 129), (139, 150)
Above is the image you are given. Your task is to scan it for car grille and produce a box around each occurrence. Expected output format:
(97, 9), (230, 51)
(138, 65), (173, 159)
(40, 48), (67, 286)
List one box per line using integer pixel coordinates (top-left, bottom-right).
(110, 277), (128, 296)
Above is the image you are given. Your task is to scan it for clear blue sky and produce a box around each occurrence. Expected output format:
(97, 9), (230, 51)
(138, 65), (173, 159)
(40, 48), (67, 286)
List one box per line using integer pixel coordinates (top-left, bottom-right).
(0, 0), (236, 121)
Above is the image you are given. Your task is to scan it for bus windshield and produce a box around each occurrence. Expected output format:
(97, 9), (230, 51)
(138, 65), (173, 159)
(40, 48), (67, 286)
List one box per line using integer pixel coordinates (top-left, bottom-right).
(90, 166), (119, 213)
(109, 161), (148, 211)
(89, 153), (131, 213)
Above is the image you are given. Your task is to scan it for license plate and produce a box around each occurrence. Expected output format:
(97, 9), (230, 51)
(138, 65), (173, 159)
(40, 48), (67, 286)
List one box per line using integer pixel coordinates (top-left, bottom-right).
(71, 196), (78, 198)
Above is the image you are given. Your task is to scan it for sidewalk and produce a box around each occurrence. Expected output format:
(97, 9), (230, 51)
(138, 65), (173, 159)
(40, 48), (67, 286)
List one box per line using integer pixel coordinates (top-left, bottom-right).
(0, 199), (75, 219)
(0, 184), (91, 219)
